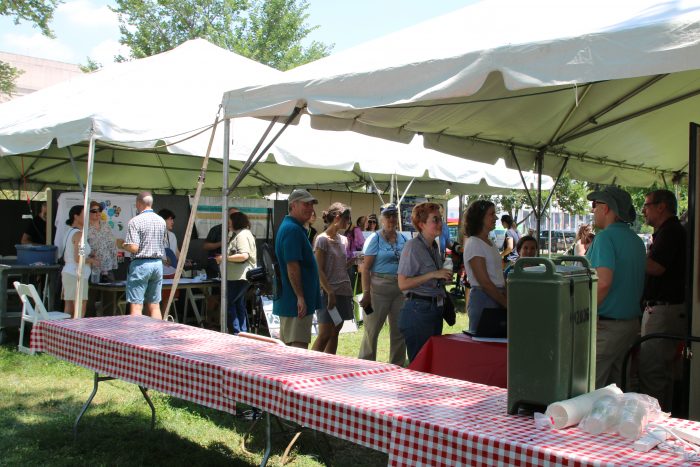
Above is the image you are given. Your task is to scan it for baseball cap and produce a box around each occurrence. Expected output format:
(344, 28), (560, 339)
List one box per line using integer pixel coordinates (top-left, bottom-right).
(380, 203), (398, 215)
(287, 189), (318, 205)
(587, 186), (636, 223)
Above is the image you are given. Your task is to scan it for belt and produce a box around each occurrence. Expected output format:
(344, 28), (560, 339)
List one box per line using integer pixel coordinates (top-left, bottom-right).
(644, 300), (683, 307)
(133, 257), (162, 260)
(406, 293), (439, 302)
(598, 315), (619, 321)
(373, 272), (397, 279)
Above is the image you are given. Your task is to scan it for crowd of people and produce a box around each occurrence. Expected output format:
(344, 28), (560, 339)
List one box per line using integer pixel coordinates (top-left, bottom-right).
(24, 184), (688, 412)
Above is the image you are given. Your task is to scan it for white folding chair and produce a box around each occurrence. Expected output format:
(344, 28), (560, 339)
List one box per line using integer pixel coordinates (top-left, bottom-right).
(13, 281), (71, 355)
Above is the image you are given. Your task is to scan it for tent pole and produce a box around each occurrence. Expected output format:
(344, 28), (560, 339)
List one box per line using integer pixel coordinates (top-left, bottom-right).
(66, 146), (85, 194)
(221, 119), (230, 333)
(509, 147), (537, 216)
(398, 178), (415, 205)
(536, 150), (543, 254)
(163, 109), (221, 322)
(540, 157), (569, 214)
(366, 174), (386, 205)
(226, 108), (301, 195)
(74, 134), (96, 319)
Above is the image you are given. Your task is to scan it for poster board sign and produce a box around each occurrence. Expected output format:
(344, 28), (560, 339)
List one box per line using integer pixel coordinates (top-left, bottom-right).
(54, 192), (137, 257)
(192, 197), (274, 241)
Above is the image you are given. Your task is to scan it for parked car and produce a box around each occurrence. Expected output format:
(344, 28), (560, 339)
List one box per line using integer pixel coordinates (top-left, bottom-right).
(539, 230), (575, 253)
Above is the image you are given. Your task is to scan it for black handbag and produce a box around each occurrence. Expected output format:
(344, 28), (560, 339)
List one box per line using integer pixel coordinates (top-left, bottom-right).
(442, 287), (456, 326)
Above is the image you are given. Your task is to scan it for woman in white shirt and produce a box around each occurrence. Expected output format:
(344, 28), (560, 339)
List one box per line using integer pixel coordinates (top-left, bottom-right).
(462, 200), (508, 334)
(62, 205), (99, 318)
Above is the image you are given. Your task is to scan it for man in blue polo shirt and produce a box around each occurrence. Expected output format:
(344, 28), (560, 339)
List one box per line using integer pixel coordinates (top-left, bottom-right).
(273, 188), (321, 348)
(586, 186), (646, 388)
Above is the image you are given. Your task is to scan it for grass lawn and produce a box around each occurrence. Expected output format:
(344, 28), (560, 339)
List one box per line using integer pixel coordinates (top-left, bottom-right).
(0, 300), (468, 466)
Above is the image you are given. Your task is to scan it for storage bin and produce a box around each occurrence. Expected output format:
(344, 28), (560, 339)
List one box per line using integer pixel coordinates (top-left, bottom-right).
(15, 244), (57, 265)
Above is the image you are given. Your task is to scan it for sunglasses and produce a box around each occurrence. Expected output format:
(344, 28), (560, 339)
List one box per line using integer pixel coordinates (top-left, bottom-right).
(592, 200), (607, 209)
(367, 220), (377, 224)
(89, 209), (100, 214)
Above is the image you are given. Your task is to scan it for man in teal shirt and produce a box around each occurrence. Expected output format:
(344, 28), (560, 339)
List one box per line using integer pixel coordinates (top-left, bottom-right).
(273, 189), (321, 348)
(586, 186), (646, 388)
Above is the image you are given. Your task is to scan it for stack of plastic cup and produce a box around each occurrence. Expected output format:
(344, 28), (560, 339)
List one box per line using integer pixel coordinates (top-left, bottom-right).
(617, 395), (649, 440)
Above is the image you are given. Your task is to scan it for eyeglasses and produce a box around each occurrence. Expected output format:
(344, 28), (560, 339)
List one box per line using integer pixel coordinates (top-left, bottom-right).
(592, 201), (607, 209)
(428, 215), (443, 224)
(89, 209), (100, 214)
(643, 201), (660, 208)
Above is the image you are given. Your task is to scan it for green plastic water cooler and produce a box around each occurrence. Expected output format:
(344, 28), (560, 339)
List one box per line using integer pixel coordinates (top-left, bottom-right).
(507, 256), (597, 415)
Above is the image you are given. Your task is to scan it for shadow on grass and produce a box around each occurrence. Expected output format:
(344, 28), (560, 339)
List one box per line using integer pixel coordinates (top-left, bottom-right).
(165, 396), (388, 467)
(0, 405), (250, 467)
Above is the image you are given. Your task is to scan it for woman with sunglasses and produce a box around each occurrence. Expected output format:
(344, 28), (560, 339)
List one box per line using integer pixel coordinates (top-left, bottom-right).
(63, 204), (100, 318)
(366, 214), (379, 232)
(87, 201), (118, 283)
(358, 203), (407, 365)
(462, 200), (508, 334)
(313, 202), (355, 354)
(397, 202), (453, 362)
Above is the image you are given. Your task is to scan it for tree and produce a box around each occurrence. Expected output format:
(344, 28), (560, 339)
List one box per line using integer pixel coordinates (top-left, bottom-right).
(232, 0), (331, 70)
(110, 0), (332, 70)
(0, 0), (61, 37)
(0, 61), (24, 96)
(0, 0), (61, 96)
(79, 57), (102, 73)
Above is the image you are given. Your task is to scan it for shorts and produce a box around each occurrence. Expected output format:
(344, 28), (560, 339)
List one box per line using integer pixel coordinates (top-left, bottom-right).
(126, 258), (163, 305)
(316, 293), (354, 324)
(62, 271), (89, 301)
(279, 315), (313, 344)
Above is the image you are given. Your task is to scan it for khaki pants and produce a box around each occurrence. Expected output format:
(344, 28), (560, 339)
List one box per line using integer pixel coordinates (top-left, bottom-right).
(358, 274), (407, 366)
(596, 317), (640, 389)
(639, 303), (686, 411)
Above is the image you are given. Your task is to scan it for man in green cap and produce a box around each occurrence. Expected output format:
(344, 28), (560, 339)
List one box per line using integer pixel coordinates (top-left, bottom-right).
(586, 186), (646, 389)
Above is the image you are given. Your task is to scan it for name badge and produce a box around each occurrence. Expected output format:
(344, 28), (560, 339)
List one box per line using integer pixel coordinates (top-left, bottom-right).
(437, 296), (444, 307)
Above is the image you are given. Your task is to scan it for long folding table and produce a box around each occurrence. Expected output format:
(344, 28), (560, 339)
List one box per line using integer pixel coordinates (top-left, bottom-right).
(31, 316), (700, 466)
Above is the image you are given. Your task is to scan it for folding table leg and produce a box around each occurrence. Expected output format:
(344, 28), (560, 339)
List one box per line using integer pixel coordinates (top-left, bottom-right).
(260, 411), (272, 467)
(74, 372), (157, 440)
(74, 372), (116, 440)
(138, 385), (156, 430)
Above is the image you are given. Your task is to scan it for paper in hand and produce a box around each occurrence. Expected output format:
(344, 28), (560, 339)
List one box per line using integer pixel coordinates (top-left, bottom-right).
(327, 307), (343, 326)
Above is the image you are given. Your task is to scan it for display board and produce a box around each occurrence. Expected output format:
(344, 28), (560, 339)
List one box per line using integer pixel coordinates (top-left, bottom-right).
(54, 192), (137, 257)
(193, 197), (274, 241)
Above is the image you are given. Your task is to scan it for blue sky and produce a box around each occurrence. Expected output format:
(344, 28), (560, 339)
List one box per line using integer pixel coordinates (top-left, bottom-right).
(0, 0), (475, 66)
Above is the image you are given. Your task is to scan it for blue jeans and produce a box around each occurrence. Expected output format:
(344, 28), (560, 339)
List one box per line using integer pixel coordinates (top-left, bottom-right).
(467, 287), (502, 333)
(227, 280), (249, 335)
(399, 298), (443, 362)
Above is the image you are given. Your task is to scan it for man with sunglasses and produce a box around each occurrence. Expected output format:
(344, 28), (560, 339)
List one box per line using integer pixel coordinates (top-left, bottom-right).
(586, 186), (646, 389)
(639, 189), (686, 411)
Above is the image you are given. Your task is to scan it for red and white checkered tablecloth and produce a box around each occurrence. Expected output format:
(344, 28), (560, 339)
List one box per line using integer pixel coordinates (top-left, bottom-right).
(30, 315), (248, 414)
(282, 368), (700, 466)
(30, 316), (398, 420)
(217, 339), (399, 419)
(31, 317), (700, 466)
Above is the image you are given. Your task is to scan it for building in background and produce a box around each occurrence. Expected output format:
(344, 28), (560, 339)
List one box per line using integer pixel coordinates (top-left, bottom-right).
(0, 52), (82, 103)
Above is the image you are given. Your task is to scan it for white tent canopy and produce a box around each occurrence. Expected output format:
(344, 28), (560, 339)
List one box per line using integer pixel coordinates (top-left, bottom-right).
(0, 39), (551, 196)
(221, 0), (700, 187)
